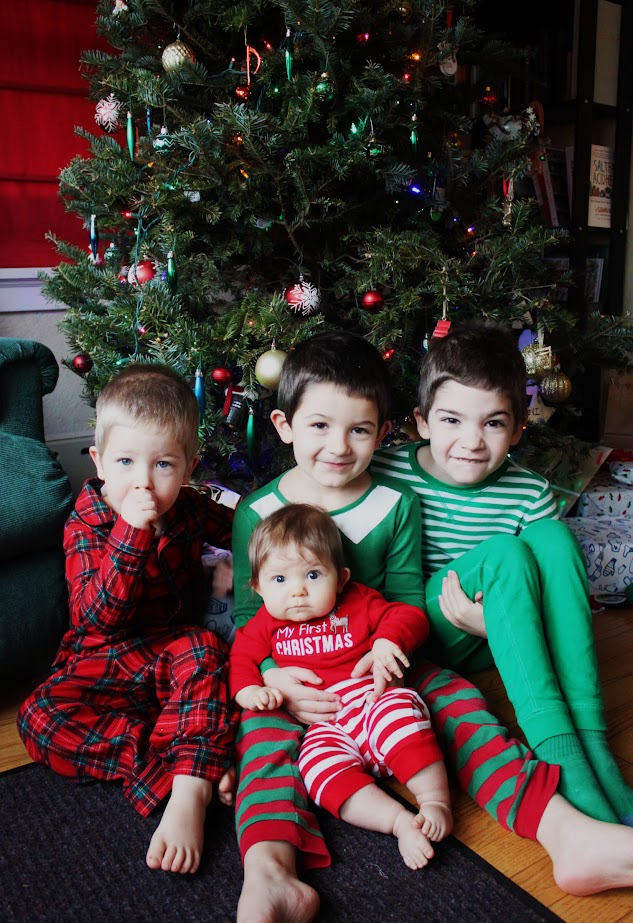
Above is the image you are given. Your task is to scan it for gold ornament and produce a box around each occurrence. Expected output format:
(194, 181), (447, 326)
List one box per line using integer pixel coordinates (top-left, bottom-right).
(539, 370), (572, 404)
(161, 40), (196, 73)
(254, 349), (288, 390)
(521, 343), (553, 378)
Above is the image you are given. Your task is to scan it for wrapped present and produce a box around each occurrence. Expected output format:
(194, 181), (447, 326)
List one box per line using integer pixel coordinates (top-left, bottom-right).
(574, 469), (633, 518)
(608, 459), (633, 486)
(201, 545), (235, 645)
(566, 516), (633, 596)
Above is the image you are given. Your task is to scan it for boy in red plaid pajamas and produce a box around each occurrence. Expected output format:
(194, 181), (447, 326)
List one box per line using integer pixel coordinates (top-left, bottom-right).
(18, 364), (239, 875)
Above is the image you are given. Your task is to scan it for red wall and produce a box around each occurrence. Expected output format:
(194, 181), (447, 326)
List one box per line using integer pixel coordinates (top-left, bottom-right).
(1, 1), (110, 267)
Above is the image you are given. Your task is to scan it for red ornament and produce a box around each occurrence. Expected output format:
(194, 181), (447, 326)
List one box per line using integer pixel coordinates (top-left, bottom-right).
(432, 319), (451, 339)
(361, 290), (384, 312)
(212, 366), (232, 386)
(72, 353), (93, 375)
(127, 259), (156, 285)
(235, 84), (251, 100)
(283, 277), (321, 316)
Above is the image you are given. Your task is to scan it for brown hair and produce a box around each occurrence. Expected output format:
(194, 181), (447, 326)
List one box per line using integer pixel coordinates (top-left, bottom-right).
(94, 363), (200, 459)
(249, 504), (346, 587)
(417, 321), (527, 425)
(277, 331), (391, 425)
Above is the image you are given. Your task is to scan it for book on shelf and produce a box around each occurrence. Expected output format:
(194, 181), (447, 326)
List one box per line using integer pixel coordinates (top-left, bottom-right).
(531, 148), (570, 228)
(584, 257), (604, 304)
(565, 143), (613, 228)
(544, 255), (605, 306)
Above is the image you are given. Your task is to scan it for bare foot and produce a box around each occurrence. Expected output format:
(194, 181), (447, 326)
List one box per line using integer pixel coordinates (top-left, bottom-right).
(537, 793), (633, 896)
(417, 800), (453, 841)
(218, 766), (236, 806)
(393, 810), (435, 870)
(237, 841), (320, 923)
(146, 774), (212, 874)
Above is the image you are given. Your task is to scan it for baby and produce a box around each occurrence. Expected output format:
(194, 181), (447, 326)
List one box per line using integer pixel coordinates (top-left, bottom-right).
(230, 503), (452, 870)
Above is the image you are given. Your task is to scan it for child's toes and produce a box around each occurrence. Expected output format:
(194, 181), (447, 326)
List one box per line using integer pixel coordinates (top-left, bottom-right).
(406, 847), (430, 870)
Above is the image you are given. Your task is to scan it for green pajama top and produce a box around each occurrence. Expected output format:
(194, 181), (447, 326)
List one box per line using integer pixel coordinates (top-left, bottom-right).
(232, 471), (425, 629)
(370, 441), (558, 579)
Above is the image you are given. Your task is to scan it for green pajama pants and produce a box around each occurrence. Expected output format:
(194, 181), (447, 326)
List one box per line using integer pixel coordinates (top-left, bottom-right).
(423, 518), (607, 750)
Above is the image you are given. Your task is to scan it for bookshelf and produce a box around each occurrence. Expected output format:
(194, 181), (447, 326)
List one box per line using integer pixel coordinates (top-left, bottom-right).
(478, 0), (631, 440)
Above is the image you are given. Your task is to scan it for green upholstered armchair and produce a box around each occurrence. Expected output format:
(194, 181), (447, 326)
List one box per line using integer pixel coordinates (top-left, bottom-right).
(0, 338), (74, 677)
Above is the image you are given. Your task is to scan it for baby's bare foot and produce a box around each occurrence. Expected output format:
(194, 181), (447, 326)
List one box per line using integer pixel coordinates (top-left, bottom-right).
(218, 766), (236, 806)
(393, 810), (435, 870)
(418, 801), (453, 841)
(146, 775), (212, 874)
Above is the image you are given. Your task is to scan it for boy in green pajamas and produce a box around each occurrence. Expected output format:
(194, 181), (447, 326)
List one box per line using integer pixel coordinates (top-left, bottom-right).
(371, 320), (633, 828)
(232, 329), (633, 923)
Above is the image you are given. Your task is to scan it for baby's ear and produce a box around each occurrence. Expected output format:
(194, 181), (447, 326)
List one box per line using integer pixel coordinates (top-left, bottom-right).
(270, 409), (293, 444)
(337, 567), (351, 593)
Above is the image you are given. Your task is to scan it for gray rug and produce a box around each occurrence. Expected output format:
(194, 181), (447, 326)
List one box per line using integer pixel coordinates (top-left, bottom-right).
(0, 764), (561, 922)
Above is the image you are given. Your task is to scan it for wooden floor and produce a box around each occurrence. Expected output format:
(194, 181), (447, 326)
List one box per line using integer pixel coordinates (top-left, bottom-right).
(2, 606), (633, 921)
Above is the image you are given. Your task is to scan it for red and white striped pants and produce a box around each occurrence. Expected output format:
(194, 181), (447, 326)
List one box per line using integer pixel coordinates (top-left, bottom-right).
(298, 678), (443, 817)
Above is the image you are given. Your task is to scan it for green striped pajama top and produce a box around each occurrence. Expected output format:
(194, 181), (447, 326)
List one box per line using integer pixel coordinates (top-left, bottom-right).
(370, 441), (558, 580)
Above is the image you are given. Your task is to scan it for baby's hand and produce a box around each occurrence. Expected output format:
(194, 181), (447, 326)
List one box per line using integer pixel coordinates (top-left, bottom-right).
(236, 685), (284, 711)
(120, 488), (158, 531)
(368, 638), (410, 702)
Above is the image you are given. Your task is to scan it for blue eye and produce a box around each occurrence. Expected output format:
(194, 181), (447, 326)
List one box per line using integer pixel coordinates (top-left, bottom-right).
(156, 460), (172, 469)
(274, 575), (285, 584)
(118, 458), (132, 466)
(307, 571), (320, 580)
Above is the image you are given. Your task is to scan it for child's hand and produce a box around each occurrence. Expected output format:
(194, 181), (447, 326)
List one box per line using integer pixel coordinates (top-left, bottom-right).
(438, 571), (486, 637)
(212, 557), (233, 597)
(262, 667), (340, 725)
(235, 685), (284, 711)
(368, 638), (409, 702)
(120, 487), (158, 531)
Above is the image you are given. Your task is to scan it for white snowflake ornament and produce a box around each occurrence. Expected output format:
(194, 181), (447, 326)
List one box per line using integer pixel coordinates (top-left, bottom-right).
(283, 276), (322, 316)
(95, 94), (123, 132)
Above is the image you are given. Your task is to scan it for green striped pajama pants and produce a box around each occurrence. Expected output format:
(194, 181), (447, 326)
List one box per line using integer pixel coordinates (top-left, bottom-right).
(423, 519), (607, 749)
(235, 660), (559, 867)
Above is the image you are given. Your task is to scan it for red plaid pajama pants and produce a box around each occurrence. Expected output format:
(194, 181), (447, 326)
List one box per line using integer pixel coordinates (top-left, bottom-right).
(18, 627), (239, 816)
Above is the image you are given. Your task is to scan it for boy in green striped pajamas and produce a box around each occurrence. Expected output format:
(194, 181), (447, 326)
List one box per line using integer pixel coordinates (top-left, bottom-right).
(233, 330), (633, 923)
(371, 320), (633, 832)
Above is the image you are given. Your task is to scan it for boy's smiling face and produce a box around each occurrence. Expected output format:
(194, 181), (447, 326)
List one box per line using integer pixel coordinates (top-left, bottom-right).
(271, 382), (390, 499)
(414, 380), (522, 487)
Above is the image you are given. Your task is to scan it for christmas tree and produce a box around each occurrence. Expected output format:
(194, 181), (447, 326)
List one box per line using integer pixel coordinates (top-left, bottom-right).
(43, 0), (633, 496)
